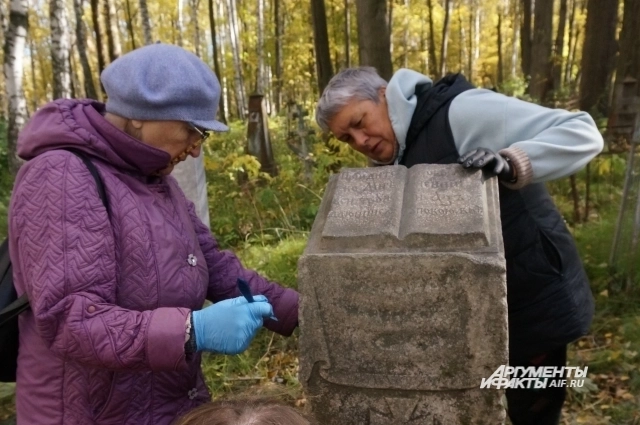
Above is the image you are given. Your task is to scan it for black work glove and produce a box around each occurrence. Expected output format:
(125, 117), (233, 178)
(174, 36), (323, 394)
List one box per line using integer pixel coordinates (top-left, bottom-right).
(457, 148), (516, 183)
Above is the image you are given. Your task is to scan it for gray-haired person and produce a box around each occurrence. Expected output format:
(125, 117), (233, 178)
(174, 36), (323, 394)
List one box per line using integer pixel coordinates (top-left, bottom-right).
(316, 67), (603, 425)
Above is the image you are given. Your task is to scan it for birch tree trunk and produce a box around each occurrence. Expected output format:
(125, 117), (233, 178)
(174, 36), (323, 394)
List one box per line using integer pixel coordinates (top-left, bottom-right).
(208, 0), (226, 122)
(427, 0), (438, 76)
(511, 0), (519, 78)
(440, 0), (452, 78)
(311, 0), (333, 93)
(73, 0), (97, 99)
(497, 4), (504, 86)
(104, 0), (121, 61)
(217, 0), (229, 119)
(457, 5), (464, 72)
(50, 0), (72, 99)
(176, 0), (184, 47)
(0, 0), (8, 117)
(3, 0), (28, 174)
(472, 0), (480, 80)
(388, 0), (393, 58)
(139, 0), (153, 44)
(402, 0), (410, 68)
(274, 0), (283, 111)
(257, 0), (264, 92)
(225, 0), (246, 118)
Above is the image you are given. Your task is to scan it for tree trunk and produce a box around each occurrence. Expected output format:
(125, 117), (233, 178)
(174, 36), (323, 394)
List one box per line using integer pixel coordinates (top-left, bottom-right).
(403, 0), (410, 68)
(459, 5), (468, 74)
(520, 0), (532, 77)
(29, 32), (37, 112)
(208, 0), (226, 122)
(50, 0), (72, 98)
(552, 0), (568, 92)
(73, 0), (97, 99)
(90, 0), (107, 96)
(104, 0), (121, 61)
(497, 3), (504, 86)
(388, 0), (393, 58)
(139, 0), (152, 44)
(256, 0), (264, 92)
(511, 0), (519, 78)
(311, 0), (333, 93)
(124, 0), (136, 49)
(356, 0), (392, 80)
(564, 0), (576, 85)
(176, 0), (184, 47)
(274, 0), (283, 111)
(529, 0), (553, 102)
(579, 0), (618, 115)
(3, 0), (28, 174)
(427, 0), (438, 76)
(225, 0), (246, 118)
(616, 0), (640, 96)
(189, 0), (201, 57)
(217, 0), (229, 119)
(439, 0), (452, 78)
(473, 1), (480, 79)
(344, 0), (351, 68)
(0, 0), (8, 117)
(69, 51), (77, 98)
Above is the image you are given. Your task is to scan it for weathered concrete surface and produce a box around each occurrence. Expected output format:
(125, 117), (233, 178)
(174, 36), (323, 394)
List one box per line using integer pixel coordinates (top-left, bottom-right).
(299, 164), (507, 425)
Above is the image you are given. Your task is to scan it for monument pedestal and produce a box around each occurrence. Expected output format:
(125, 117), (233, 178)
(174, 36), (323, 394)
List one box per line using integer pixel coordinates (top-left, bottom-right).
(299, 165), (508, 425)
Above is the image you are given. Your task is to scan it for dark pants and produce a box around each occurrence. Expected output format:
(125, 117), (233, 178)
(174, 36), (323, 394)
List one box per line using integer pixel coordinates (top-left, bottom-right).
(506, 345), (567, 425)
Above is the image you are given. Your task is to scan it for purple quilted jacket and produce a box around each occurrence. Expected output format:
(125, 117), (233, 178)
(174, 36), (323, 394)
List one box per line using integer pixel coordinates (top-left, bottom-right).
(8, 99), (299, 425)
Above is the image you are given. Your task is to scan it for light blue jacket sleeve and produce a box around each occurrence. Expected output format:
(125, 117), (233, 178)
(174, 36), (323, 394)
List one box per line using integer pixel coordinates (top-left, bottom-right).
(449, 89), (604, 186)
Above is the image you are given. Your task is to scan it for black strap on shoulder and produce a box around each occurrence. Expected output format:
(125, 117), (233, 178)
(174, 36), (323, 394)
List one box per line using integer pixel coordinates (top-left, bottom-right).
(63, 148), (110, 214)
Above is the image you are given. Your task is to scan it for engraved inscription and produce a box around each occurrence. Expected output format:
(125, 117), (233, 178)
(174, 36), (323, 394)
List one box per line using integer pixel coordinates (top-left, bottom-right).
(416, 206), (483, 217)
(322, 167), (405, 239)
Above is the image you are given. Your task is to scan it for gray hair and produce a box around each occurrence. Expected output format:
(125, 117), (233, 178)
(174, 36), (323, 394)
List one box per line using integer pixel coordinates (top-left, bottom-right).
(315, 67), (388, 132)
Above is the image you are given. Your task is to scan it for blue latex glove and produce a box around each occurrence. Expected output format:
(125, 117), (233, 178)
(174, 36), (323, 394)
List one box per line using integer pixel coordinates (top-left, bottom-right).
(191, 295), (274, 354)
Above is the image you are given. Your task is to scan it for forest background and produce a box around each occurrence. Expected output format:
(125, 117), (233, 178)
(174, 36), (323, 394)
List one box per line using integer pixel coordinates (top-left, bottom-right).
(1, 0), (640, 423)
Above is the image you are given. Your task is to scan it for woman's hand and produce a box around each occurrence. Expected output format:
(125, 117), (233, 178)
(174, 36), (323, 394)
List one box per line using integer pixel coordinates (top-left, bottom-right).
(191, 296), (274, 354)
(458, 148), (516, 183)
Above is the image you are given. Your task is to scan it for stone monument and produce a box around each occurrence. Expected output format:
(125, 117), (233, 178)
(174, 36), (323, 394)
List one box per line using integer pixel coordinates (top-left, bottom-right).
(298, 164), (508, 425)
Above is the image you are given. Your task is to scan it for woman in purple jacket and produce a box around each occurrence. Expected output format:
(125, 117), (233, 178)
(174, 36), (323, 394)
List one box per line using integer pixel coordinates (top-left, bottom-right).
(8, 44), (299, 425)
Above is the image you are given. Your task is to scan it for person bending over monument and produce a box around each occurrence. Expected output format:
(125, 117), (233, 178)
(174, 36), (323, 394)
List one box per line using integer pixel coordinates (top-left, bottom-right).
(8, 43), (298, 425)
(315, 67), (603, 425)
(175, 398), (316, 425)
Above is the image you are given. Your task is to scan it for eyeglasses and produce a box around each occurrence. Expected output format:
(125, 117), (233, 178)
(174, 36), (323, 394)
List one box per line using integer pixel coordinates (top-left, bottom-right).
(169, 123), (210, 166)
(189, 123), (211, 142)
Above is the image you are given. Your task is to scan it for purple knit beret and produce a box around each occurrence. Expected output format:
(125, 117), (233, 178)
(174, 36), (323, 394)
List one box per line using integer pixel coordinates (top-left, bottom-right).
(100, 43), (228, 132)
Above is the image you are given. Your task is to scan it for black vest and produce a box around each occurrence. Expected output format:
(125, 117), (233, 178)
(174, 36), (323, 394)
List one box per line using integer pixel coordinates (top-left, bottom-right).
(400, 74), (594, 360)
